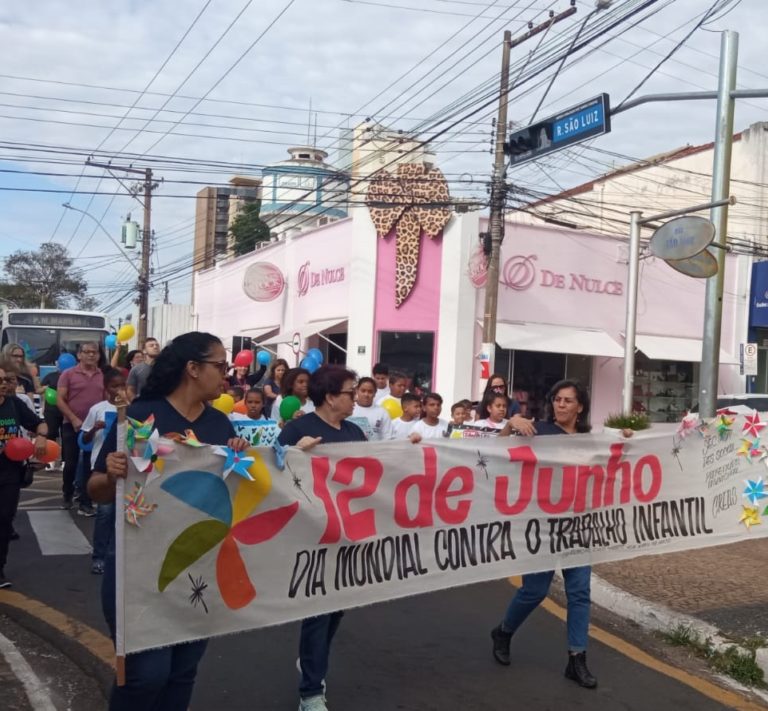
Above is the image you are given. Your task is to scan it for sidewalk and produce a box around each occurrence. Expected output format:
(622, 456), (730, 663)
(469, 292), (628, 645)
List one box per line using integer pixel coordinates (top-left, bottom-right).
(595, 540), (768, 641)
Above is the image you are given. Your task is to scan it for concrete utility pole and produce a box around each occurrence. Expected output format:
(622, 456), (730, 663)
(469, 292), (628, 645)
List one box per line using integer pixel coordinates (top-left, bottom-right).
(699, 30), (738, 418)
(85, 160), (156, 343)
(481, 5), (577, 377)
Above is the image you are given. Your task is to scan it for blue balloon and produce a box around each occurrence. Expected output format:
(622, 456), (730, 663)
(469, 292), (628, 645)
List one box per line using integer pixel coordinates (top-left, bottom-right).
(256, 350), (271, 366)
(105, 334), (117, 349)
(307, 348), (324, 365)
(301, 355), (320, 374)
(57, 353), (76, 371)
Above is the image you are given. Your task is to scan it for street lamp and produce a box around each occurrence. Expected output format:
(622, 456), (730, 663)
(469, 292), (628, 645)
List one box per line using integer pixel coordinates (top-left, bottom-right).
(61, 203), (141, 274)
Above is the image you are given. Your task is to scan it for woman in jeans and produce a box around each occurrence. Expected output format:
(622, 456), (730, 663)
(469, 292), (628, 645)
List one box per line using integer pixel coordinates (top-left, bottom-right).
(490, 379), (598, 689)
(88, 332), (248, 711)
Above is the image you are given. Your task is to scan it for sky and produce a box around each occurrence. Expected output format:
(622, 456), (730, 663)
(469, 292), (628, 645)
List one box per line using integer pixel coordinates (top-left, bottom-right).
(0, 0), (765, 322)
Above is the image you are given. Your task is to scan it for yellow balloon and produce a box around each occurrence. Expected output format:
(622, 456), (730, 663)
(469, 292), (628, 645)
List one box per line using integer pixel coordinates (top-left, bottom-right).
(212, 393), (235, 414)
(117, 324), (135, 342)
(381, 398), (403, 420)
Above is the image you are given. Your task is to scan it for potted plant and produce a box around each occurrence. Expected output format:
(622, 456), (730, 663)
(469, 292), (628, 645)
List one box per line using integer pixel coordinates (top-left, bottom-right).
(603, 412), (651, 435)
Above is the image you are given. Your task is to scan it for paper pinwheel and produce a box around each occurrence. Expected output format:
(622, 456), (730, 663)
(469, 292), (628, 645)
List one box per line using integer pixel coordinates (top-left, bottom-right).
(166, 429), (205, 448)
(743, 411), (767, 439)
(716, 414), (735, 439)
(158, 451), (298, 609)
(127, 414), (155, 451)
(213, 446), (255, 480)
(737, 438), (763, 461)
(131, 431), (178, 485)
(124, 482), (157, 526)
(744, 478), (768, 505)
(739, 505), (761, 530)
(676, 415), (700, 440)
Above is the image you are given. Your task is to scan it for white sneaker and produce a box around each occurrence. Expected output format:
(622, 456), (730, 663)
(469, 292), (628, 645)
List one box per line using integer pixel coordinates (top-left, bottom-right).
(298, 695), (327, 711)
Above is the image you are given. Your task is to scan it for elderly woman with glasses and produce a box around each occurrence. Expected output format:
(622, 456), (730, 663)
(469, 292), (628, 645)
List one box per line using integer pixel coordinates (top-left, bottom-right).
(0, 343), (39, 395)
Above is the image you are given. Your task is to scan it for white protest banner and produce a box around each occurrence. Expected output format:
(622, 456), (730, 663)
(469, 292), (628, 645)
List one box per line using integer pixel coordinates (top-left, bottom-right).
(120, 413), (767, 654)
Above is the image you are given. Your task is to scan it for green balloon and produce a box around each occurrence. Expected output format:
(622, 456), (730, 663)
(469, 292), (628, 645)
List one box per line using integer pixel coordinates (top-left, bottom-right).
(279, 395), (302, 421)
(44, 387), (58, 406)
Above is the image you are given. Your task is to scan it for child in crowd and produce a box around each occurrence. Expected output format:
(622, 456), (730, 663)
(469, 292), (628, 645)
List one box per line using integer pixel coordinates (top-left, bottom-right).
(391, 393), (422, 439)
(475, 392), (509, 430)
(350, 377), (393, 441)
(228, 386), (245, 403)
(372, 362), (390, 405)
(450, 401), (469, 427)
(230, 389), (268, 422)
(80, 368), (126, 575)
(410, 393), (449, 441)
(273, 368), (314, 425)
(379, 370), (408, 410)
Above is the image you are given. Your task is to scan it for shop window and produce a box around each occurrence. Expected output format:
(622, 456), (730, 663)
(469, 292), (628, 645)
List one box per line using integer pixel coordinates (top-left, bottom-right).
(378, 332), (434, 391)
(633, 354), (697, 423)
(325, 332), (348, 366)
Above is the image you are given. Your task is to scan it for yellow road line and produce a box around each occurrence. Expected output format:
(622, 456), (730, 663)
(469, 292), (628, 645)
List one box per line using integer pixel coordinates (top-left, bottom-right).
(0, 589), (114, 667)
(506, 576), (766, 711)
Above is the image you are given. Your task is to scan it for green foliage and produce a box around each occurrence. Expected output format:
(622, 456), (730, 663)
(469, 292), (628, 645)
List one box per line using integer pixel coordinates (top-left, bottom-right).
(603, 412), (651, 430)
(0, 242), (94, 309)
(230, 201), (271, 257)
(662, 624), (766, 688)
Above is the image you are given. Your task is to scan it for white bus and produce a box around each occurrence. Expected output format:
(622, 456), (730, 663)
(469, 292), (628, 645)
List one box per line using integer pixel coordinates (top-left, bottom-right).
(0, 307), (109, 375)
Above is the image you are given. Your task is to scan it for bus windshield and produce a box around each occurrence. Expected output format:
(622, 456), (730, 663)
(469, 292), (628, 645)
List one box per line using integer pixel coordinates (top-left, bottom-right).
(4, 328), (105, 366)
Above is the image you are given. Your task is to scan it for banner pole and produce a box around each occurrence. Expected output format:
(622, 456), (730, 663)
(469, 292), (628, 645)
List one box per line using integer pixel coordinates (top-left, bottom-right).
(115, 403), (127, 686)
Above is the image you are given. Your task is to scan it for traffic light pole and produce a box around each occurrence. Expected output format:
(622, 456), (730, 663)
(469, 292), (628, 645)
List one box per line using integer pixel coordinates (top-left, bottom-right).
(481, 6), (577, 380)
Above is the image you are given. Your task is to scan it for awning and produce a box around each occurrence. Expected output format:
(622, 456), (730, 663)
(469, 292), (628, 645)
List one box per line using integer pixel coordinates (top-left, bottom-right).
(635, 334), (739, 364)
(260, 318), (348, 346)
(238, 325), (279, 340)
(493, 321), (624, 358)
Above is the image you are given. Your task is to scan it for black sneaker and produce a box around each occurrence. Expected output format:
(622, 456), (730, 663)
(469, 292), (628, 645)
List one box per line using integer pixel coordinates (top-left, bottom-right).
(565, 651), (598, 689)
(91, 560), (105, 575)
(60, 497), (73, 510)
(77, 504), (96, 518)
(491, 625), (512, 666)
(0, 574), (12, 589)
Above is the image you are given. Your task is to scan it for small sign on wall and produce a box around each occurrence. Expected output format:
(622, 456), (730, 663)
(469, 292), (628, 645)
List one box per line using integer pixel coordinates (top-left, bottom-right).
(741, 342), (758, 376)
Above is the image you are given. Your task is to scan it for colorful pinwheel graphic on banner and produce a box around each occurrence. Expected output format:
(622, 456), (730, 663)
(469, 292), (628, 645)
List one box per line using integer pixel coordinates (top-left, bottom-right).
(365, 163), (452, 307)
(158, 451), (298, 610)
(131, 431), (178, 485)
(739, 505), (761, 530)
(213, 446), (255, 481)
(744, 478), (768, 506)
(124, 482), (157, 526)
(743, 411), (767, 439)
(737, 438), (763, 463)
(127, 414), (155, 451)
(716, 414), (735, 440)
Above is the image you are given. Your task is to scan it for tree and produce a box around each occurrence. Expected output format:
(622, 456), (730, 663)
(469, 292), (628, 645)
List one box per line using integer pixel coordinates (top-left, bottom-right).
(1, 242), (95, 309)
(230, 201), (271, 257)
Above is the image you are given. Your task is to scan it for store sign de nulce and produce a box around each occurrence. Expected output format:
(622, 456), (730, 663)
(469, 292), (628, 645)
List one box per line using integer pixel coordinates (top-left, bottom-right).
(499, 254), (623, 296)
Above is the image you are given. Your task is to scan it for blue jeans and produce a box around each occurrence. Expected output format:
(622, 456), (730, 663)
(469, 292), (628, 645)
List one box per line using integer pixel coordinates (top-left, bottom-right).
(102, 555), (208, 710)
(502, 566), (591, 652)
(299, 612), (344, 698)
(92, 503), (114, 562)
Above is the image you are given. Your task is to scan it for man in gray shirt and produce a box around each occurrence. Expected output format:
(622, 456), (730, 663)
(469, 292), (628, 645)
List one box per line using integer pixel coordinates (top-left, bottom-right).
(127, 337), (160, 401)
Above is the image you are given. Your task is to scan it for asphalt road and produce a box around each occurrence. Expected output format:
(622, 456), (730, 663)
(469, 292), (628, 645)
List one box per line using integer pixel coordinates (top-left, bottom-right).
(0, 470), (761, 711)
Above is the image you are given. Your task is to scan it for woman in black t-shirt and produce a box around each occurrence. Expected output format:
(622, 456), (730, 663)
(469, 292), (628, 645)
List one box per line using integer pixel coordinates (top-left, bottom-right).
(89, 332), (248, 711)
(278, 366), (365, 711)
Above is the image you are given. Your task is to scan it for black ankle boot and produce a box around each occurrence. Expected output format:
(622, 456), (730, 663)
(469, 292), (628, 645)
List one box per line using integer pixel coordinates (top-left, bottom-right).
(565, 651), (597, 689)
(490, 625), (512, 666)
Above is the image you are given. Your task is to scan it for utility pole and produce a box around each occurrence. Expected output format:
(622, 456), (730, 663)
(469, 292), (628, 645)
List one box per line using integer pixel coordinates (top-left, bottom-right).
(481, 6), (577, 378)
(85, 160), (156, 343)
(700, 31), (738, 418)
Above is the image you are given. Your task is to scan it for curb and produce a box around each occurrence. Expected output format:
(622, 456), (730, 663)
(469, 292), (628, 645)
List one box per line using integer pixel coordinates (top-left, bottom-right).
(590, 572), (768, 701)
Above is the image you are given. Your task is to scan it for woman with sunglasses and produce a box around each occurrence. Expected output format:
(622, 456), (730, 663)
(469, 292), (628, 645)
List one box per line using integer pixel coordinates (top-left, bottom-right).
(490, 379), (598, 689)
(88, 332), (249, 711)
(0, 343), (39, 395)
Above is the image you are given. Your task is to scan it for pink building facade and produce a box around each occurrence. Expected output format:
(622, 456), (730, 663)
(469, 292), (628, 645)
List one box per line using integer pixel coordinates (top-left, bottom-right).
(193, 207), (749, 428)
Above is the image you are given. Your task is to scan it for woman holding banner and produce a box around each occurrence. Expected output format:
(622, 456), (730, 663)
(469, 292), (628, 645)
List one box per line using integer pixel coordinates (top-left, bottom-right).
(278, 364), (366, 711)
(88, 332), (249, 711)
(490, 379), (598, 689)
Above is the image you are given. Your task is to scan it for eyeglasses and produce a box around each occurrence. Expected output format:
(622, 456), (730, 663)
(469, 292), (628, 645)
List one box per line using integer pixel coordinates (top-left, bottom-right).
(199, 359), (229, 374)
(337, 389), (357, 398)
(80, 350), (99, 355)
(11, 353), (24, 359)
(1, 377), (14, 383)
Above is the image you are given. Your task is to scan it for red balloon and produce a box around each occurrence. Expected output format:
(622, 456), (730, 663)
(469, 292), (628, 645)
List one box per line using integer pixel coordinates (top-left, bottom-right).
(5, 437), (34, 462)
(233, 350), (254, 367)
(38, 438), (60, 464)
